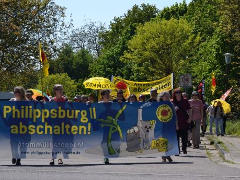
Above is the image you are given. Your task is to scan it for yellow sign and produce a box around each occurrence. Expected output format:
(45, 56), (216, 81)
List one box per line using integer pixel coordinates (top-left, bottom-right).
(156, 104), (173, 122)
(112, 74), (173, 98)
(83, 77), (114, 90)
(151, 137), (168, 152)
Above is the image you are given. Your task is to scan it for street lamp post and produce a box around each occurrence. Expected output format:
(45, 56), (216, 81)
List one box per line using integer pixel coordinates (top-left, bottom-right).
(224, 53), (233, 91)
(223, 53), (233, 135)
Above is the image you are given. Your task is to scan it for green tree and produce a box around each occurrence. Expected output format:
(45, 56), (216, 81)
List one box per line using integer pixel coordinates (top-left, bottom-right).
(121, 18), (199, 83)
(0, 0), (70, 91)
(157, 0), (188, 20)
(218, 0), (240, 117)
(185, 0), (221, 40)
(50, 46), (93, 80)
(91, 4), (158, 79)
(68, 22), (106, 57)
(36, 73), (77, 99)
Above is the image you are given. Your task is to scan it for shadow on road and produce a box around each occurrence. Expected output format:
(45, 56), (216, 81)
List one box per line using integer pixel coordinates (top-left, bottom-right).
(181, 155), (207, 158)
(0, 161), (193, 167)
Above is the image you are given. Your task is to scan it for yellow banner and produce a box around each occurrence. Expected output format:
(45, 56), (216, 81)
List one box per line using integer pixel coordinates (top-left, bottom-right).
(112, 74), (173, 98)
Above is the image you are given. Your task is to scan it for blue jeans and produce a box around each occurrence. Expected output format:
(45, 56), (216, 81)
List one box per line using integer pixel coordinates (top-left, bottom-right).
(215, 118), (223, 135)
(209, 117), (214, 134)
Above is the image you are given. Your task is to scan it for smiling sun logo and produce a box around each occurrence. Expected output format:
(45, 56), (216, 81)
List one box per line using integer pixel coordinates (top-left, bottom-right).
(156, 104), (173, 122)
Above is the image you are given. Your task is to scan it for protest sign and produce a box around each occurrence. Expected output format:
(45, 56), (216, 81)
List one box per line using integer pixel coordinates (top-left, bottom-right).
(112, 74), (173, 98)
(0, 101), (178, 159)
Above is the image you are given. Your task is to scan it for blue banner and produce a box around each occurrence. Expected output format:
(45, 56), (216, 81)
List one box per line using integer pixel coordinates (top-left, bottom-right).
(0, 101), (178, 159)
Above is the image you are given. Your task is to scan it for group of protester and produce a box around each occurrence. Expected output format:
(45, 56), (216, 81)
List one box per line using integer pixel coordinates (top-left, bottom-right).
(9, 84), (226, 166)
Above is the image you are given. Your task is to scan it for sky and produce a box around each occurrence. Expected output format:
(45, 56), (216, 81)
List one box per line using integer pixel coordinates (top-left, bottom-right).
(54, 0), (192, 28)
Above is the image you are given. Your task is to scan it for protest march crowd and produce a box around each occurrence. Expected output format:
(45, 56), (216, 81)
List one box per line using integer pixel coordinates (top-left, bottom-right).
(9, 84), (226, 166)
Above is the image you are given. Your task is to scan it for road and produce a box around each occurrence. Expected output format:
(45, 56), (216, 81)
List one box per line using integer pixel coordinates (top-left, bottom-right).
(0, 140), (240, 180)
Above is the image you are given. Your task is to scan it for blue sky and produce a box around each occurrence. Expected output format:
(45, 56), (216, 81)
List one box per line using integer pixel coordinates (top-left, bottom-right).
(54, 0), (192, 28)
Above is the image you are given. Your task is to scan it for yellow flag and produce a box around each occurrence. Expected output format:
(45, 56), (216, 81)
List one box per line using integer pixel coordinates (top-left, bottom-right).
(211, 72), (216, 95)
(39, 42), (49, 77)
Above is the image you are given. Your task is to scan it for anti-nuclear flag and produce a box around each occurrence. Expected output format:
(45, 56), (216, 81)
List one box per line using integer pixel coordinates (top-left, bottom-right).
(211, 73), (216, 95)
(112, 74), (174, 98)
(0, 101), (178, 161)
(39, 42), (49, 77)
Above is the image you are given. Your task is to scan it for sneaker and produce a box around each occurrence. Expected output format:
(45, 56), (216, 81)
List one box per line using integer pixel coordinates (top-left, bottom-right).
(104, 158), (110, 165)
(221, 134), (224, 136)
(167, 157), (173, 163)
(16, 159), (21, 166)
(12, 158), (16, 165)
(49, 159), (55, 166)
(162, 157), (167, 163)
(58, 159), (63, 165)
(183, 150), (187, 154)
(193, 146), (199, 149)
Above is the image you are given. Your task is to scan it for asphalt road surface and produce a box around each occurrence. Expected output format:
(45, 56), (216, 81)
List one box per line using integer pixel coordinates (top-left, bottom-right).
(0, 143), (240, 180)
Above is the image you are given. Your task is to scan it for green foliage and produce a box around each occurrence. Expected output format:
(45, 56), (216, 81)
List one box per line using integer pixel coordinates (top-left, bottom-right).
(36, 73), (77, 99)
(158, 0), (188, 20)
(50, 45), (93, 80)
(225, 120), (240, 136)
(186, 0), (221, 40)
(2, 0), (240, 116)
(121, 18), (199, 83)
(0, 70), (40, 91)
(0, 0), (70, 91)
(92, 4), (158, 79)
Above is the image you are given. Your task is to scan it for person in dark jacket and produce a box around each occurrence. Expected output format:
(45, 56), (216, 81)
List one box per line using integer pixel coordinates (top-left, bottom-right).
(172, 88), (192, 154)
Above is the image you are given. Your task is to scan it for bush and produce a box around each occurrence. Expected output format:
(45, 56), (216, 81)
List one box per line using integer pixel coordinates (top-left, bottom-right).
(225, 120), (240, 136)
(36, 73), (77, 99)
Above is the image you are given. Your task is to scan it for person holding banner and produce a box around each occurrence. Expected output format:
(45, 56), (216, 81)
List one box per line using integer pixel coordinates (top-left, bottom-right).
(25, 89), (34, 101)
(49, 84), (72, 166)
(128, 94), (137, 103)
(158, 92), (175, 163)
(138, 94), (145, 102)
(172, 89), (191, 155)
(113, 90), (126, 103)
(99, 89), (126, 165)
(148, 89), (158, 102)
(9, 86), (30, 166)
(99, 89), (111, 164)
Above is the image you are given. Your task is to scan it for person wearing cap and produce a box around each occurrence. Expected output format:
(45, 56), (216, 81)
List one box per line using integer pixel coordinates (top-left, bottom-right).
(188, 91), (203, 149)
(172, 88), (191, 154)
(157, 92), (176, 162)
(26, 89), (34, 101)
(148, 88), (158, 102)
(113, 89), (126, 103)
